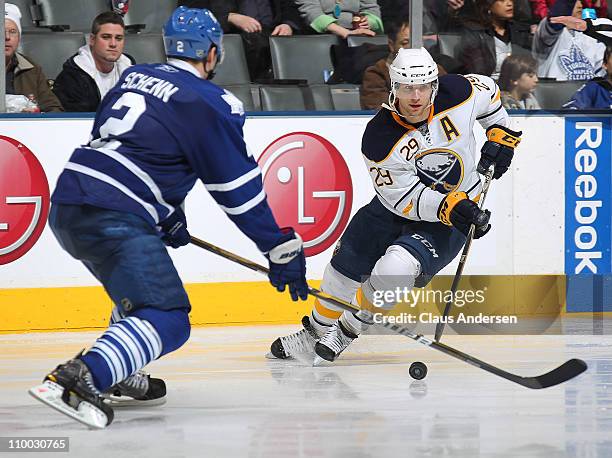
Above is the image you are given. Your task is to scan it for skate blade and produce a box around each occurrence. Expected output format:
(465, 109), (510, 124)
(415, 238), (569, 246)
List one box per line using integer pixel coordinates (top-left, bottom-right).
(313, 355), (329, 367)
(265, 352), (292, 360)
(28, 381), (109, 429)
(103, 394), (166, 408)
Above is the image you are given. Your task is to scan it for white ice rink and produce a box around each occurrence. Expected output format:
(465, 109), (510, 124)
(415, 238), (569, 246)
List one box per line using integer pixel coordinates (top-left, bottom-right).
(1, 321), (611, 457)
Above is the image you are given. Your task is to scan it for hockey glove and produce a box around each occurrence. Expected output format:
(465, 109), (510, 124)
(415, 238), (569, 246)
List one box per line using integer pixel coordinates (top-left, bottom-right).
(438, 191), (491, 239)
(477, 124), (522, 179)
(266, 228), (308, 301)
(158, 207), (190, 248)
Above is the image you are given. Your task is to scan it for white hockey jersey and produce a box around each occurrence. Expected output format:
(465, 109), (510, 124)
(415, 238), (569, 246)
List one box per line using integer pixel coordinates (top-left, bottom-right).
(361, 73), (510, 223)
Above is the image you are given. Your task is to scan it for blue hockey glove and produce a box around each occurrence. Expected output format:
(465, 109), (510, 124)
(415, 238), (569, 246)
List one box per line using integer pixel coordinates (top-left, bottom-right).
(477, 124), (522, 179)
(266, 228), (308, 301)
(158, 207), (190, 248)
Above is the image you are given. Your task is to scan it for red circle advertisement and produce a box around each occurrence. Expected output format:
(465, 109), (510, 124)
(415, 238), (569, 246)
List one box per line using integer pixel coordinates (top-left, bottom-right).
(0, 136), (50, 265)
(258, 132), (353, 257)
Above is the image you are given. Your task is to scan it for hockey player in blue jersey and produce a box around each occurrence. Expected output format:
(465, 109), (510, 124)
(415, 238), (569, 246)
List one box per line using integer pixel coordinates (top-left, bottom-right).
(28, 6), (308, 429)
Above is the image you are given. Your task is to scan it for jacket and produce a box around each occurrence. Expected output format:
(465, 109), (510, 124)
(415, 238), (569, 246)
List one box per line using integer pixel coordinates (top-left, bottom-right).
(9, 53), (63, 112)
(563, 78), (612, 109)
(457, 20), (533, 76)
(54, 45), (134, 112)
(360, 58), (389, 109)
(178, 0), (302, 33)
(501, 91), (541, 109)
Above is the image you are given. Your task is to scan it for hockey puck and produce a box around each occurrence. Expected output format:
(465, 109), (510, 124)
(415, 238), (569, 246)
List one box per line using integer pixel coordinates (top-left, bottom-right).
(409, 361), (428, 380)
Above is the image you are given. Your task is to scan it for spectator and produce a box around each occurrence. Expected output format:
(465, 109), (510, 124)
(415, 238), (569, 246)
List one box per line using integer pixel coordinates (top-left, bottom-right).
(533, 0), (607, 80)
(178, 1), (302, 80)
(530, 0), (607, 22)
(360, 17), (452, 109)
(564, 45), (612, 108)
(4, 3), (63, 112)
(295, 0), (384, 38)
(53, 12), (134, 112)
(456, 0), (533, 78)
(498, 54), (541, 108)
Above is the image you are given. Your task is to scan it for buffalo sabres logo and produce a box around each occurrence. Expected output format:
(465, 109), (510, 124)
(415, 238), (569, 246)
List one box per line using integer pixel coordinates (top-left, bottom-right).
(414, 149), (463, 194)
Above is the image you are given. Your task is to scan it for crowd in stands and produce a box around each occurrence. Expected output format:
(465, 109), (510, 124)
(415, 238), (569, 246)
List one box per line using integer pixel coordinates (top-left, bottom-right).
(3, 0), (612, 113)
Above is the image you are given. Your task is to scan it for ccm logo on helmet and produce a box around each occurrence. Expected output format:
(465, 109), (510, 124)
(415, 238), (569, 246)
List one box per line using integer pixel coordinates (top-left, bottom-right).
(0, 136), (50, 265)
(258, 132), (353, 257)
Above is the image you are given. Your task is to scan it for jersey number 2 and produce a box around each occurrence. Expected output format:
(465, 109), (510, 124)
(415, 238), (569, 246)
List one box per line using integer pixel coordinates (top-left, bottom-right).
(92, 92), (147, 148)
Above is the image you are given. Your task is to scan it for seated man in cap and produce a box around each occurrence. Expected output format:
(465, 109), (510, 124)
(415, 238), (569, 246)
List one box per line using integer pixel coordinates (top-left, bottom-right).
(4, 2), (63, 112)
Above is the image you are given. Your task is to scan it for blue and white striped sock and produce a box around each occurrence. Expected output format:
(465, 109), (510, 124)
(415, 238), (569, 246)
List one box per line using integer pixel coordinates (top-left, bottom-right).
(81, 316), (162, 391)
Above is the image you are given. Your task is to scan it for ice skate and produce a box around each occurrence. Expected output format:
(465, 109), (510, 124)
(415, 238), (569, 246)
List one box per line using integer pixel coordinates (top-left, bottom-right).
(268, 316), (324, 360)
(314, 320), (358, 365)
(103, 371), (167, 407)
(28, 353), (114, 429)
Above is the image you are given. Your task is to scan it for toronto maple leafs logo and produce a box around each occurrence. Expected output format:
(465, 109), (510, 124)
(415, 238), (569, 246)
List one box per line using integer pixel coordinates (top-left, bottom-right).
(559, 44), (595, 81)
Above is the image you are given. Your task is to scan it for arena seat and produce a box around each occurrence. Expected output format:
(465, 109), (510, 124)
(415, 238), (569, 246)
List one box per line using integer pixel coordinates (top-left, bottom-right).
(533, 80), (586, 109)
(259, 85), (311, 111)
(123, 0), (176, 33)
(330, 85), (361, 110)
(222, 85), (257, 112)
(12, 0), (40, 31)
(347, 34), (388, 47)
(270, 35), (339, 84)
(310, 84), (334, 110)
(20, 31), (86, 80)
(123, 33), (165, 64)
(213, 35), (251, 85)
(35, 0), (108, 31)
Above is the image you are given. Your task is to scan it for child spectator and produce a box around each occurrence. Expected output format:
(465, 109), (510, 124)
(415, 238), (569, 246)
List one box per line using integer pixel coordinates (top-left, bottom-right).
(295, 0), (383, 38)
(498, 54), (541, 108)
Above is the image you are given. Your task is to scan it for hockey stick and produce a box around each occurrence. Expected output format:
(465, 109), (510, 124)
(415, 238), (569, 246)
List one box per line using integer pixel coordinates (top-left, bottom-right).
(434, 166), (495, 342)
(189, 235), (587, 389)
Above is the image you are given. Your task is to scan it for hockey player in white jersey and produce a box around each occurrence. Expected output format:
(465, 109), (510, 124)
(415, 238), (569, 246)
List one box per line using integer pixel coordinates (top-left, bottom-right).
(28, 7), (308, 429)
(269, 47), (521, 362)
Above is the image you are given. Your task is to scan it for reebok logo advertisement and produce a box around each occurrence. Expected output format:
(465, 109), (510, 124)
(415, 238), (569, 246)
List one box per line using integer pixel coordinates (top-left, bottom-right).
(258, 132), (353, 257)
(564, 118), (612, 312)
(0, 136), (50, 265)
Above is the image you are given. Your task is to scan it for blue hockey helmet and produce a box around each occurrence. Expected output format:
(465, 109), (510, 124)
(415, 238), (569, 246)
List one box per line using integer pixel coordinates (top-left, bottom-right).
(163, 6), (223, 63)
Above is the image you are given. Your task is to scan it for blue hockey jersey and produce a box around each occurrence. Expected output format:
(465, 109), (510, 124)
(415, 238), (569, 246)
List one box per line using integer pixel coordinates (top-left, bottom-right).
(52, 59), (283, 252)
(563, 78), (612, 110)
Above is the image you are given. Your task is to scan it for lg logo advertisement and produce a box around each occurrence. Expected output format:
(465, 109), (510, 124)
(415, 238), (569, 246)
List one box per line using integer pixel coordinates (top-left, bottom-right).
(258, 132), (353, 257)
(0, 136), (50, 265)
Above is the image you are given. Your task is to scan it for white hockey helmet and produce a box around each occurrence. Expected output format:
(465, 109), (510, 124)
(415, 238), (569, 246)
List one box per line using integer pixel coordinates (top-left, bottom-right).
(388, 47), (439, 108)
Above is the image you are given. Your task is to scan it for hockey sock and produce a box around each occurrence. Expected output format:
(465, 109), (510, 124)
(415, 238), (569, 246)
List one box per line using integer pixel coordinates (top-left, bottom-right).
(81, 307), (190, 391)
(310, 298), (342, 335)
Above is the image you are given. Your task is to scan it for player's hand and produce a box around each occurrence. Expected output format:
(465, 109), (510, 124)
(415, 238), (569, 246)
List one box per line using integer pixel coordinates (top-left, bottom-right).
(478, 124), (522, 179)
(266, 228), (308, 301)
(228, 13), (262, 33)
(438, 192), (491, 239)
(272, 23), (293, 36)
(158, 207), (190, 248)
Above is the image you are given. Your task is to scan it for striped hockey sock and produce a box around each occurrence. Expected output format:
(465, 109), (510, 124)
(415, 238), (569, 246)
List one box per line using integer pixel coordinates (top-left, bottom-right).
(81, 316), (162, 392)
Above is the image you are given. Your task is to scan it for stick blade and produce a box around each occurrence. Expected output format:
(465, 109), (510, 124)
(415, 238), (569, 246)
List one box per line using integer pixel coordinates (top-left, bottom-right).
(521, 358), (588, 389)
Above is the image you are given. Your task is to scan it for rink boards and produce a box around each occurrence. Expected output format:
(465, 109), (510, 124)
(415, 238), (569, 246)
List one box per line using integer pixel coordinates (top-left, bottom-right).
(0, 112), (610, 332)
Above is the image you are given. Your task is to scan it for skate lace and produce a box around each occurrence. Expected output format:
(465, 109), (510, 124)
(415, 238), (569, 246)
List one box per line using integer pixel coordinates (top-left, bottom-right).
(280, 328), (315, 355)
(120, 371), (149, 393)
(319, 324), (354, 354)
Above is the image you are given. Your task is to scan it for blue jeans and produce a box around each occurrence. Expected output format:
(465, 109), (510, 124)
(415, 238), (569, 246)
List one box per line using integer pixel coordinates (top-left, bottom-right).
(49, 204), (191, 314)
